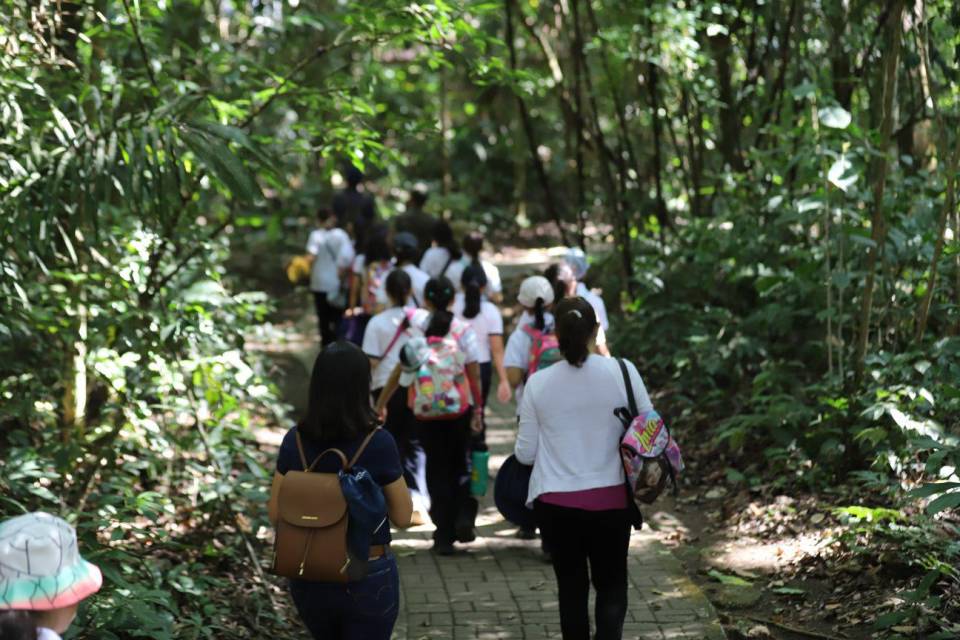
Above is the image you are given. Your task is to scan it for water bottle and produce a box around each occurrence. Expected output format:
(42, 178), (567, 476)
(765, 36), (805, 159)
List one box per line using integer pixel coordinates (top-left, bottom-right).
(470, 450), (490, 497)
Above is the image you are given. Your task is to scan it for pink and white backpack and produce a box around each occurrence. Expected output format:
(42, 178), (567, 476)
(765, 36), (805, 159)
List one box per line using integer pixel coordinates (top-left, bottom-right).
(614, 359), (684, 507)
(407, 323), (470, 420)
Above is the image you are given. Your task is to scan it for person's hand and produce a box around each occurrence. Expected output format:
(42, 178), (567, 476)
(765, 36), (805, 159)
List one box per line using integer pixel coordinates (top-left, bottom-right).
(376, 405), (387, 423)
(471, 410), (483, 433)
(497, 379), (511, 404)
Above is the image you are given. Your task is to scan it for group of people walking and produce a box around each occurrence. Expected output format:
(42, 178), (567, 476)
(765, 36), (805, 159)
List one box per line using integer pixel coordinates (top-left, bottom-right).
(0, 173), (658, 640)
(269, 171), (658, 640)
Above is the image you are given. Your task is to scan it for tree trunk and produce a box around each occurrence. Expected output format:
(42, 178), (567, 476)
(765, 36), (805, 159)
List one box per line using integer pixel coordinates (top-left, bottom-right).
(853, 0), (904, 386)
(504, 0), (571, 246)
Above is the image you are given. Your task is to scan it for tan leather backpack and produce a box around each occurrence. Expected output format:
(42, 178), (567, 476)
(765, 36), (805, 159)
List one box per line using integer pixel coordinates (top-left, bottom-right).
(271, 428), (380, 582)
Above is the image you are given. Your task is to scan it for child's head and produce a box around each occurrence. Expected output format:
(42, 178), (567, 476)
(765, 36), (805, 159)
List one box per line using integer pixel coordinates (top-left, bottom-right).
(0, 512), (102, 635)
(517, 275), (555, 331)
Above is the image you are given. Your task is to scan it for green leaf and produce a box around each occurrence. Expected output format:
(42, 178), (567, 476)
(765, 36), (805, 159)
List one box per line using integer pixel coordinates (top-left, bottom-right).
(182, 130), (261, 202)
(909, 482), (960, 499)
(707, 570), (752, 586)
(925, 491), (960, 516)
(828, 154), (857, 192)
(771, 587), (805, 595)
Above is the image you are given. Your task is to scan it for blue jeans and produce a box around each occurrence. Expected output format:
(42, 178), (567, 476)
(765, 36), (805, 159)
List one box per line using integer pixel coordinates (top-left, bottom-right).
(289, 555), (399, 640)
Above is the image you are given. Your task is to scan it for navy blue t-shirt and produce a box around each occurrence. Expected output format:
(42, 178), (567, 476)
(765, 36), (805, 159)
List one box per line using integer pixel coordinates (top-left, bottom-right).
(276, 426), (402, 545)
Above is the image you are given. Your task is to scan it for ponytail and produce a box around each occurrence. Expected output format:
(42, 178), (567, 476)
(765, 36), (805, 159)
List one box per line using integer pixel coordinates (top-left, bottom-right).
(424, 276), (456, 337)
(555, 297), (597, 367)
(533, 297), (546, 331)
(385, 269), (412, 308)
(463, 231), (484, 266)
(461, 263), (487, 320)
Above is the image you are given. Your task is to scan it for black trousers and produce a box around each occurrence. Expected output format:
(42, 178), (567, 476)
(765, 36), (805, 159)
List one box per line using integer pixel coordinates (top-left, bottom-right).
(372, 387), (426, 498)
(534, 501), (631, 640)
(419, 412), (472, 544)
(312, 292), (343, 347)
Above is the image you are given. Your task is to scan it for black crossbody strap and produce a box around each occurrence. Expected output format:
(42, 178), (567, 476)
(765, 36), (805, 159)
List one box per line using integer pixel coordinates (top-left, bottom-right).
(617, 358), (638, 417)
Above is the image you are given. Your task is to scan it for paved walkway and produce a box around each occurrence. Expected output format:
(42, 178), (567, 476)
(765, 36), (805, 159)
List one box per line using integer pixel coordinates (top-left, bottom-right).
(389, 401), (724, 640)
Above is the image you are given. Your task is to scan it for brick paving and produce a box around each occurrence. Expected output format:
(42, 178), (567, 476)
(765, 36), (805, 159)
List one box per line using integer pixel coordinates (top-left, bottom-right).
(389, 404), (725, 640)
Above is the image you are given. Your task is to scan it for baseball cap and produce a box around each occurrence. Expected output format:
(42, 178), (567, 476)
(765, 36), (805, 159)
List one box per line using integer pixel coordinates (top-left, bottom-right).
(0, 512), (103, 611)
(393, 232), (419, 251)
(517, 275), (555, 308)
(398, 337), (430, 387)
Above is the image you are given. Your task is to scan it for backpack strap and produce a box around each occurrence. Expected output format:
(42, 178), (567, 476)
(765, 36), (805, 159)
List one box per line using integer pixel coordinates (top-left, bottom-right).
(296, 429), (349, 472)
(616, 358), (639, 417)
(347, 427), (381, 468)
(380, 313), (410, 360)
(440, 252), (454, 278)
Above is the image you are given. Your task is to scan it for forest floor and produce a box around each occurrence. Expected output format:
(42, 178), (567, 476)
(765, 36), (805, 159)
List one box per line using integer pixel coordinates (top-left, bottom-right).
(240, 241), (913, 640)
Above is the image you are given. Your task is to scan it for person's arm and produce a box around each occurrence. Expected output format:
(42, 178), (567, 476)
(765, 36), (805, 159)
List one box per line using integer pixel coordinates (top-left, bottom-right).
(384, 477), (414, 528)
(348, 270), (361, 312)
(491, 335), (511, 403)
(506, 367), (525, 389)
(268, 472), (283, 527)
(465, 361), (483, 432)
(515, 384), (540, 465)
(375, 364), (403, 420)
(595, 324), (611, 357)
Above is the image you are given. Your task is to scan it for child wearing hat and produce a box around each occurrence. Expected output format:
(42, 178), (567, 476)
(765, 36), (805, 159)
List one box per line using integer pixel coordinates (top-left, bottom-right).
(0, 512), (102, 640)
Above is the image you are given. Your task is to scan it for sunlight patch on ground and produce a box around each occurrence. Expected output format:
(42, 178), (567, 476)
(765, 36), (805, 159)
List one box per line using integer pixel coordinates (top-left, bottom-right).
(701, 533), (830, 572)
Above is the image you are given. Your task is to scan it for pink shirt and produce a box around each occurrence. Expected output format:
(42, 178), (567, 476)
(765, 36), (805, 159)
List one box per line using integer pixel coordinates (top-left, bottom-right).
(538, 484), (627, 511)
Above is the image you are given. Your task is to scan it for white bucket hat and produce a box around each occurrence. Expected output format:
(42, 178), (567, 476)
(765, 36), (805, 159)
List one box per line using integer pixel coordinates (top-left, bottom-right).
(0, 512), (102, 611)
(398, 336), (431, 387)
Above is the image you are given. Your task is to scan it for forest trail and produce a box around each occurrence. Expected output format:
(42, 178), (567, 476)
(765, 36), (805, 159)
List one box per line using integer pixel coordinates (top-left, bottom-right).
(251, 246), (727, 640)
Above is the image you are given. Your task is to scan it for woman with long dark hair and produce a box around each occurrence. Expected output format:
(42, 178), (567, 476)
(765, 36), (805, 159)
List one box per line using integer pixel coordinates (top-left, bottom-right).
(374, 277), (484, 555)
(343, 225), (393, 344)
(515, 297), (654, 640)
(268, 342), (413, 639)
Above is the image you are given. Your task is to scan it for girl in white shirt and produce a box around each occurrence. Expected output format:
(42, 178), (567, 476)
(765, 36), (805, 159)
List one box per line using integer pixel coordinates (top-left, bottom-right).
(363, 270), (429, 518)
(375, 277), (484, 555)
(419, 220), (465, 286)
(461, 230), (503, 303)
(515, 296), (653, 640)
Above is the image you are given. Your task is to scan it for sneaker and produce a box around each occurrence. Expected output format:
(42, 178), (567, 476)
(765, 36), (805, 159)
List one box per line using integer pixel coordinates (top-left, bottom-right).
(431, 541), (456, 556)
(516, 527), (537, 540)
(455, 526), (476, 543)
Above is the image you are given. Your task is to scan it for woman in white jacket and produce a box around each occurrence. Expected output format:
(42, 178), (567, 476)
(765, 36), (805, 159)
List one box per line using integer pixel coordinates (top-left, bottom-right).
(515, 296), (654, 640)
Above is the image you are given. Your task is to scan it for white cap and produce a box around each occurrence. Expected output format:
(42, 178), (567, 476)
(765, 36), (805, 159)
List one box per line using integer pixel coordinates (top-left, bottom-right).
(517, 276), (554, 308)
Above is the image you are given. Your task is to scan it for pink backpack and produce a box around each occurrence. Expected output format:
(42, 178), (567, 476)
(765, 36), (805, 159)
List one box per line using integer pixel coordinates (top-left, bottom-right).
(521, 324), (562, 376)
(614, 359), (684, 508)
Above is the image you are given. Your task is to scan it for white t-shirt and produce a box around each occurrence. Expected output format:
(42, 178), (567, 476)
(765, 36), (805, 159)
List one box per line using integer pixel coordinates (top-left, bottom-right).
(459, 257), (502, 296)
(409, 308), (482, 364)
(516, 355), (652, 505)
(420, 247), (465, 287)
(306, 228), (354, 294)
(452, 293), (503, 363)
(363, 307), (414, 390)
(370, 262), (429, 309)
(577, 282), (609, 331)
(504, 310), (607, 411)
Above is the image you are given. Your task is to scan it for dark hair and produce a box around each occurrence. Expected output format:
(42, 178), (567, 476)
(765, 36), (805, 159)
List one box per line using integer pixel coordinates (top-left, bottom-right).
(555, 297), (597, 367)
(461, 263), (487, 320)
(409, 188), (428, 208)
(363, 225), (392, 263)
(424, 277), (456, 337)
(298, 341), (376, 444)
(394, 241), (419, 265)
(431, 221), (461, 260)
(544, 264), (566, 306)
(317, 207), (335, 224)
(343, 164), (364, 187)
(0, 611), (36, 640)
(462, 231), (484, 264)
(385, 269), (412, 307)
